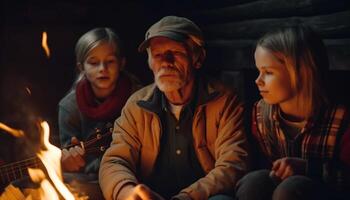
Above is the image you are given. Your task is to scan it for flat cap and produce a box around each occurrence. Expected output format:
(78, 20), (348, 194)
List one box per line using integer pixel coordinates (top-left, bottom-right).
(138, 16), (204, 52)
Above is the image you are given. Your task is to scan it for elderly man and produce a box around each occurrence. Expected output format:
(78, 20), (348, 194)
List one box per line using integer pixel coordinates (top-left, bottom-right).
(99, 16), (248, 200)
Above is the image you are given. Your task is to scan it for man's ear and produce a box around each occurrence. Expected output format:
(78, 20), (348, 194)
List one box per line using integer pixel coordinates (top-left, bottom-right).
(194, 48), (206, 69)
(120, 57), (126, 70)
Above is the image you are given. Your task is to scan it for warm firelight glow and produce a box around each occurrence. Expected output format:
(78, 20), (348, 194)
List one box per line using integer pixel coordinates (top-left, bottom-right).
(41, 31), (50, 58)
(0, 122), (24, 137)
(33, 121), (75, 200)
(0, 121), (83, 199)
(28, 168), (60, 200)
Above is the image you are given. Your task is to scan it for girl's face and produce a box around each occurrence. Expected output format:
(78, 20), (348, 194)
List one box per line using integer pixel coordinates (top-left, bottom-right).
(254, 46), (295, 105)
(82, 42), (122, 96)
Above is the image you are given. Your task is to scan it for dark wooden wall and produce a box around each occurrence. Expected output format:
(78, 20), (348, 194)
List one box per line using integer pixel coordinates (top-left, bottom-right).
(0, 0), (349, 144)
(184, 0), (350, 105)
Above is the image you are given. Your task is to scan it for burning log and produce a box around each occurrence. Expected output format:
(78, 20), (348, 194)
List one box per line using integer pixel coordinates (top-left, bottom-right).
(0, 184), (25, 200)
(0, 183), (89, 200)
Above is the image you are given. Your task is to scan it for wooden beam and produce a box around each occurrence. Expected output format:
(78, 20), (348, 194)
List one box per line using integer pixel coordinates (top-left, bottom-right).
(203, 39), (350, 71)
(192, 0), (349, 24)
(202, 10), (350, 39)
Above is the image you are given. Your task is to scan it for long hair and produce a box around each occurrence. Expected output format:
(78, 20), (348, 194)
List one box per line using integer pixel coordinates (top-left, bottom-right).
(257, 25), (329, 118)
(74, 27), (124, 81)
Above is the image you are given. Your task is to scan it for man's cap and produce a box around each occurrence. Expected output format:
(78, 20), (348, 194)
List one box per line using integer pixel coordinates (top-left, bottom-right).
(138, 16), (204, 52)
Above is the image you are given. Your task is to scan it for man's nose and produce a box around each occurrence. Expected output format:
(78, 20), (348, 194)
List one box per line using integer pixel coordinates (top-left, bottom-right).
(163, 51), (174, 63)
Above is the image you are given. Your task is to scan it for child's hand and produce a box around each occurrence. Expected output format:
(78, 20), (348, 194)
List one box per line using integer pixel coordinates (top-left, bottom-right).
(270, 157), (307, 180)
(61, 137), (85, 172)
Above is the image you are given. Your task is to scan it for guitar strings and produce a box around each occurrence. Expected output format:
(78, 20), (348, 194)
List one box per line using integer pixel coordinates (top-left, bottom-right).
(0, 131), (111, 183)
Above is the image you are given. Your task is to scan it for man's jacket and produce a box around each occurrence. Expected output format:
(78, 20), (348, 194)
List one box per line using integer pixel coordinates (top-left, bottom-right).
(99, 78), (249, 200)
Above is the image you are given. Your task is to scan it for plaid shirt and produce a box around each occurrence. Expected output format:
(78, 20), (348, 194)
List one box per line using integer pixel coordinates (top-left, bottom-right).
(251, 99), (350, 191)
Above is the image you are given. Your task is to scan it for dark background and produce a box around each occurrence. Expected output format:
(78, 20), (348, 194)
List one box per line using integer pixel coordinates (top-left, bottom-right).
(0, 0), (349, 147)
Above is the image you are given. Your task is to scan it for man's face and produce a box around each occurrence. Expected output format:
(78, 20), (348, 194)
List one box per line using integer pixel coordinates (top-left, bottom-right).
(148, 37), (197, 92)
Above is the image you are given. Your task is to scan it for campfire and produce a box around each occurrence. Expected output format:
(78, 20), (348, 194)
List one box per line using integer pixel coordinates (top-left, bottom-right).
(0, 121), (88, 200)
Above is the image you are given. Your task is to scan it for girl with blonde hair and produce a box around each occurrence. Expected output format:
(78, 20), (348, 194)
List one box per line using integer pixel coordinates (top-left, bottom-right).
(58, 27), (140, 199)
(236, 25), (350, 200)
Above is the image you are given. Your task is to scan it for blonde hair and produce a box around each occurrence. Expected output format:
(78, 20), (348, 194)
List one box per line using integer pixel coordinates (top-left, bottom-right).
(257, 25), (329, 118)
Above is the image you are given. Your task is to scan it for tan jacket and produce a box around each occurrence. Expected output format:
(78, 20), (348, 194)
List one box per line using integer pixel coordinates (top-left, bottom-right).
(99, 78), (248, 200)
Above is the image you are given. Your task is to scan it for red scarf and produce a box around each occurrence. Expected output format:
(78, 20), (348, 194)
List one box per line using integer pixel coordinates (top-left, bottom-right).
(76, 74), (132, 121)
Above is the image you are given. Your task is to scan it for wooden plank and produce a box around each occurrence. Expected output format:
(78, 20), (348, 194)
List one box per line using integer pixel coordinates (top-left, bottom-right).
(192, 0), (349, 24)
(204, 40), (255, 70)
(202, 10), (350, 39)
(219, 71), (246, 100)
(191, 0), (259, 9)
(326, 39), (350, 70)
(203, 39), (350, 71)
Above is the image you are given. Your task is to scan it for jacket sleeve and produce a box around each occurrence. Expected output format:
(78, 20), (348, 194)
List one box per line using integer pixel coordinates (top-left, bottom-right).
(99, 100), (141, 200)
(175, 93), (249, 199)
(340, 123), (350, 191)
(58, 102), (81, 147)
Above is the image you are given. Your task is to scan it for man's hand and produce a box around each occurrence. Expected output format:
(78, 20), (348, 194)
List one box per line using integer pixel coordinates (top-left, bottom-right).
(61, 137), (85, 172)
(120, 184), (164, 200)
(270, 157), (307, 180)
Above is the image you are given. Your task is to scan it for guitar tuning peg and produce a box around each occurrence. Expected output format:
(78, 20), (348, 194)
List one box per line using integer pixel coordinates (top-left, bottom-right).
(106, 122), (113, 128)
(109, 127), (113, 133)
(100, 146), (105, 152)
(95, 128), (101, 134)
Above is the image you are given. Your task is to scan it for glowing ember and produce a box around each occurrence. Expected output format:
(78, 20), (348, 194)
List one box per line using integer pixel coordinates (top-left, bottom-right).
(0, 122), (24, 138)
(25, 87), (32, 95)
(41, 31), (50, 58)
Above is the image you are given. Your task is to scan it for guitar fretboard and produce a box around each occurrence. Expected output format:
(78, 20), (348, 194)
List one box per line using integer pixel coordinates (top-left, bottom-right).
(0, 156), (41, 184)
(0, 123), (112, 186)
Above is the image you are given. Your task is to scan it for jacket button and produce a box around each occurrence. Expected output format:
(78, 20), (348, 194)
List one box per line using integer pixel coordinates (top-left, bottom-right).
(176, 149), (181, 155)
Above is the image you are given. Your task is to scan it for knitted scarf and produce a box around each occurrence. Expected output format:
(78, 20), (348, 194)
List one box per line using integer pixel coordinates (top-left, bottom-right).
(76, 74), (132, 121)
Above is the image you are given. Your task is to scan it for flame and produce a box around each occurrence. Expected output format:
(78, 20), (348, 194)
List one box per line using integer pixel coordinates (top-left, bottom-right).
(0, 122), (24, 137)
(28, 168), (60, 200)
(41, 31), (50, 58)
(31, 121), (75, 200)
(25, 86), (32, 95)
(0, 121), (83, 199)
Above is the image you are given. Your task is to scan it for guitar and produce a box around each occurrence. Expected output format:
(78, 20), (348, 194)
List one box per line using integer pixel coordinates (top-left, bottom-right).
(0, 123), (113, 189)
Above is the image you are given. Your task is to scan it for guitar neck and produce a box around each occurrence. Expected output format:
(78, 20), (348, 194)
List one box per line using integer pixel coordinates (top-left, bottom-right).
(0, 124), (113, 186)
(0, 156), (41, 185)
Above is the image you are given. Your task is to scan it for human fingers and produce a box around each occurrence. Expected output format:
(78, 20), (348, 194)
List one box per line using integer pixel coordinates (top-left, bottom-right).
(68, 147), (85, 167)
(71, 137), (80, 145)
(125, 193), (142, 200)
(272, 159), (281, 171)
(69, 146), (85, 157)
(135, 184), (153, 200)
(61, 148), (69, 160)
(281, 165), (294, 180)
(61, 149), (81, 171)
(274, 159), (288, 178)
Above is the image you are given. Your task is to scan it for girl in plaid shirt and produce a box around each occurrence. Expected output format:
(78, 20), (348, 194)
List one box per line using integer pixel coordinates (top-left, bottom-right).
(236, 25), (349, 200)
